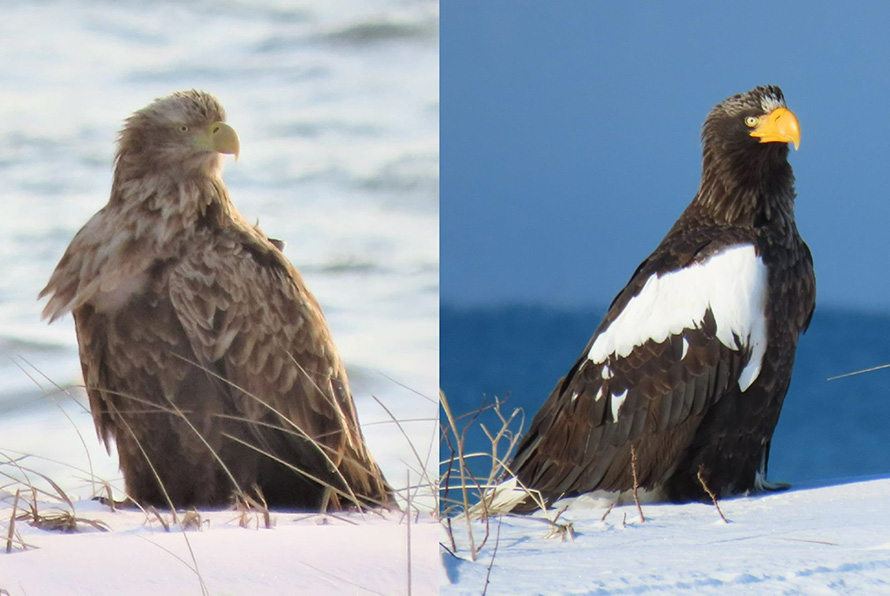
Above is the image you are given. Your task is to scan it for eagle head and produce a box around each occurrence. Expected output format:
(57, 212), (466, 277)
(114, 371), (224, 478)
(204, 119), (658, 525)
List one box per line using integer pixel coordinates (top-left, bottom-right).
(115, 90), (240, 177)
(694, 85), (801, 223)
(702, 85), (801, 158)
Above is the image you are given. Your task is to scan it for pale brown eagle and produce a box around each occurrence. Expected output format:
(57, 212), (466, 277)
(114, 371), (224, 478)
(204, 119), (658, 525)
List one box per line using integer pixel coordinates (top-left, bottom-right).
(40, 90), (393, 511)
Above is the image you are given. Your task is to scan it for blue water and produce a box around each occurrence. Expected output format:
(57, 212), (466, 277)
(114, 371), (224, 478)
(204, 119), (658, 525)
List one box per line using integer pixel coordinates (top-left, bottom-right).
(441, 304), (890, 487)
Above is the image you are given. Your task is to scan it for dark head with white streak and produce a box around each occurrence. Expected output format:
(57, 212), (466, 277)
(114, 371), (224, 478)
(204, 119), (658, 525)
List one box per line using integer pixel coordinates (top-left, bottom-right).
(695, 85), (801, 225)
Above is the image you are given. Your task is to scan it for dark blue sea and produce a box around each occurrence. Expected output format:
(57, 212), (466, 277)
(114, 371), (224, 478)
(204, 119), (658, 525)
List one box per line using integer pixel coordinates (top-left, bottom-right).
(441, 304), (890, 489)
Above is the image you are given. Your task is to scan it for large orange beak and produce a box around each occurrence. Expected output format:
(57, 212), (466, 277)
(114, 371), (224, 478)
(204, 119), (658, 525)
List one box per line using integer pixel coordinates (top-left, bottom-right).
(749, 107), (801, 150)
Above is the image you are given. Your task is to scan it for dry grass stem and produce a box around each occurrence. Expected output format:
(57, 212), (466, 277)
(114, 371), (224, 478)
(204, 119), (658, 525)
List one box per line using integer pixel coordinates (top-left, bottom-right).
(11, 357), (98, 495)
(406, 470), (413, 596)
(697, 464), (728, 523)
(146, 507), (171, 532)
(444, 517), (456, 553)
(439, 390), (478, 560)
(500, 509), (574, 542)
(630, 444), (645, 523)
(373, 394), (436, 505)
(546, 506), (575, 542)
(237, 490), (274, 530)
(6, 489), (19, 553)
(482, 516), (503, 596)
(181, 509), (207, 531)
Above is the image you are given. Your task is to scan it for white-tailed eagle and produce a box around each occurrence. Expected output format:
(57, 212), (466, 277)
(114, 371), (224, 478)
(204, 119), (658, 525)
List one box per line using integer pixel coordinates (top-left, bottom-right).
(41, 90), (393, 511)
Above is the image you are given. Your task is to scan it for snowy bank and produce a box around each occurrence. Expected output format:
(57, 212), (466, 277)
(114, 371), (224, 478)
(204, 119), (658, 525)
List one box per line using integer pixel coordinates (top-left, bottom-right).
(0, 392), (438, 595)
(3, 500), (436, 595)
(441, 477), (890, 595)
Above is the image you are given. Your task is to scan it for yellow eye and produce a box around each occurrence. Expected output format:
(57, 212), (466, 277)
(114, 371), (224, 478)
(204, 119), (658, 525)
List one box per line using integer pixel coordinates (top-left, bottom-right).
(177, 125), (189, 134)
(744, 116), (759, 128)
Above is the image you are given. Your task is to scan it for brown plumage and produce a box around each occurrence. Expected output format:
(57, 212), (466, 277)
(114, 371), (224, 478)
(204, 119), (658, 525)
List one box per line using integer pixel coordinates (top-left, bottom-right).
(40, 90), (393, 511)
(489, 85), (814, 512)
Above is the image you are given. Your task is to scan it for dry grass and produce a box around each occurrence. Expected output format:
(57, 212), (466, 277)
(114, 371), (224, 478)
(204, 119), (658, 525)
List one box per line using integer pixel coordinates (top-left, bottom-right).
(2, 359), (436, 596)
(0, 455), (111, 537)
(235, 489), (275, 529)
(439, 391), (572, 562)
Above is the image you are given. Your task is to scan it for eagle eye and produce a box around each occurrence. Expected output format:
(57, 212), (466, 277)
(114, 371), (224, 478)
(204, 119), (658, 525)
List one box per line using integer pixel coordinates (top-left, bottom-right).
(744, 116), (759, 128)
(177, 125), (190, 134)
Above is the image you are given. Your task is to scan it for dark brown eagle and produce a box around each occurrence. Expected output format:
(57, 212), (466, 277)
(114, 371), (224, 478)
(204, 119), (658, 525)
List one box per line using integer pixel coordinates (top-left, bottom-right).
(40, 90), (393, 511)
(489, 85), (815, 512)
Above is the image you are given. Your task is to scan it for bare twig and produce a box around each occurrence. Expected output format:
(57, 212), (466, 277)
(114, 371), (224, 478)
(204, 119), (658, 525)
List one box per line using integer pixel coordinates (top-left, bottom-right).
(630, 445), (645, 523)
(444, 517), (456, 553)
(697, 464), (728, 523)
(481, 516), (503, 596)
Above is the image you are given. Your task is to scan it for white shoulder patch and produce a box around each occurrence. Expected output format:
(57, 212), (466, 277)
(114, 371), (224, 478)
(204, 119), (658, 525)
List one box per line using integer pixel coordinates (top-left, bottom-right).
(587, 244), (768, 392)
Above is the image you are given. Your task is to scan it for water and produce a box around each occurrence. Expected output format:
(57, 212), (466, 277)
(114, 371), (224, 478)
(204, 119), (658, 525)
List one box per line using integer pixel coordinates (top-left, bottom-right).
(0, 0), (438, 504)
(441, 304), (890, 490)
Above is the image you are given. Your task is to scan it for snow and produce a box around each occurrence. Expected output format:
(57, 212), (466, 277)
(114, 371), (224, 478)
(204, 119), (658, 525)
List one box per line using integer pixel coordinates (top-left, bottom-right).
(441, 477), (890, 595)
(0, 391), (438, 595)
(3, 499), (437, 595)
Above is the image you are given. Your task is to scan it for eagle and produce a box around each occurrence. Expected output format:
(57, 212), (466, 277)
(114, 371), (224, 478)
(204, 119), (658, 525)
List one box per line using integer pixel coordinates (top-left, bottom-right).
(490, 85), (814, 512)
(40, 90), (393, 511)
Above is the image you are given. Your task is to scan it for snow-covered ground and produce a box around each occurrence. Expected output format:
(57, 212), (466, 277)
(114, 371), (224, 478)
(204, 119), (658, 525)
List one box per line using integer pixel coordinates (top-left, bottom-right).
(3, 498), (437, 595)
(441, 477), (890, 595)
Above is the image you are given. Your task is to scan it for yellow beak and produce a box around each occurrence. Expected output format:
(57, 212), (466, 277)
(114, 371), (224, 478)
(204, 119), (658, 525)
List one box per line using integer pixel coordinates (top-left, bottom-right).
(749, 107), (800, 150)
(205, 121), (240, 160)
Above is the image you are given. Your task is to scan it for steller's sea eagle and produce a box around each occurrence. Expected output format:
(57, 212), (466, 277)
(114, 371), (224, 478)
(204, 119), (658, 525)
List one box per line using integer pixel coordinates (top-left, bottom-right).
(40, 90), (393, 511)
(490, 85), (814, 512)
